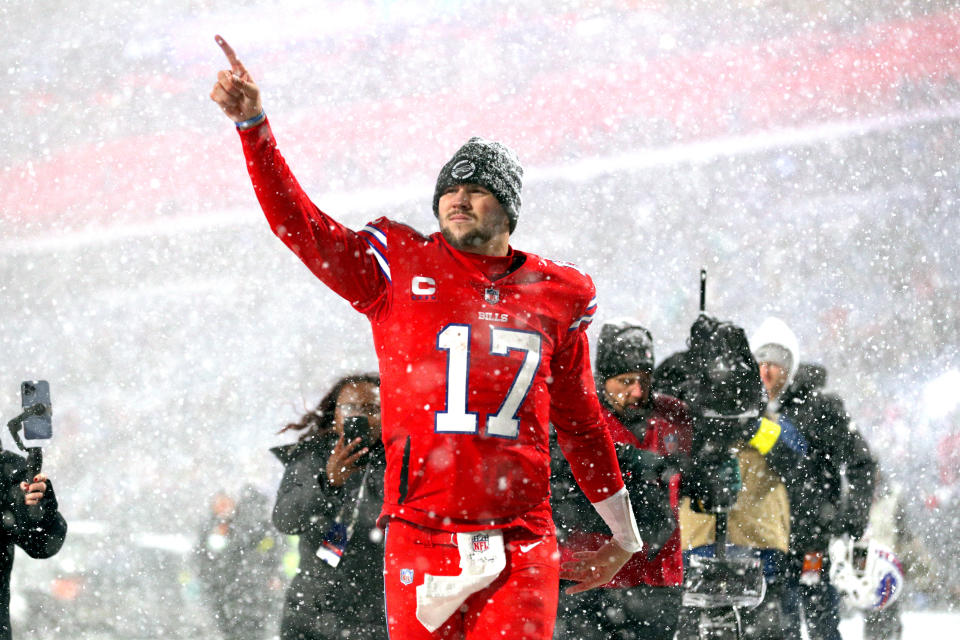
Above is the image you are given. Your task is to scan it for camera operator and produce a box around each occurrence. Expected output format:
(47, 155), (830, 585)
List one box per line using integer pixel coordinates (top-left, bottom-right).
(552, 320), (693, 639)
(271, 373), (384, 640)
(657, 315), (810, 640)
(0, 450), (67, 640)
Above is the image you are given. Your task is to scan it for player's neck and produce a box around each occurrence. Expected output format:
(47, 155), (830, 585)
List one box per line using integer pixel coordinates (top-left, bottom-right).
(458, 234), (510, 257)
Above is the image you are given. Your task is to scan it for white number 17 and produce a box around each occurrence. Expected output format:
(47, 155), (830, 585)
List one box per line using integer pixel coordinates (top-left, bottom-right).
(435, 324), (542, 438)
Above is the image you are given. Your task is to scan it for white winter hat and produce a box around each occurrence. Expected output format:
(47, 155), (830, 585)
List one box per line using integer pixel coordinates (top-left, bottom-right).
(749, 317), (800, 385)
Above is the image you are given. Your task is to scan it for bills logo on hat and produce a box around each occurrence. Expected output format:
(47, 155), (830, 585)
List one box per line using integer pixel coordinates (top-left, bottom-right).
(451, 159), (476, 179)
(400, 568), (414, 585)
(472, 533), (489, 553)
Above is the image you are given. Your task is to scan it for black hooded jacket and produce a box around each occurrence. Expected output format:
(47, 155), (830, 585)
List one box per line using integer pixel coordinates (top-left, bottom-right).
(0, 449), (67, 640)
(779, 364), (876, 553)
(271, 433), (386, 639)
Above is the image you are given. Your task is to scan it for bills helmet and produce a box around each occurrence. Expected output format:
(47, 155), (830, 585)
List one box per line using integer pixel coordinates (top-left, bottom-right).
(828, 537), (904, 611)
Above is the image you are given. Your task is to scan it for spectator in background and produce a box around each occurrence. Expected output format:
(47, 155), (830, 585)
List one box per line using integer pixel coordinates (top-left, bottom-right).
(774, 360), (875, 640)
(552, 320), (692, 640)
(196, 491), (235, 632)
(196, 485), (284, 640)
(0, 451), (67, 640)
(271, 373), (386, 640)
(932, 427), (960, 606)
(938, 429), (960, 487)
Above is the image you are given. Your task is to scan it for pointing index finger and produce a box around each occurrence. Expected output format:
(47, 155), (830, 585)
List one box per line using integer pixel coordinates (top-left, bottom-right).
(215, 34), (247, 76)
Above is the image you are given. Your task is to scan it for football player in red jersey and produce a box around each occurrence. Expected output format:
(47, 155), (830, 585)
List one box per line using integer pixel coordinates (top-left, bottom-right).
(211, 36), (642, 640)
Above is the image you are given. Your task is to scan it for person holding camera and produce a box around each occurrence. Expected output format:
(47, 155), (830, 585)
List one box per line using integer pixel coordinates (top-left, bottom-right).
(271, 373), (385, 640)
(0, 454), (67, 640)
(656, 315), (810, 640)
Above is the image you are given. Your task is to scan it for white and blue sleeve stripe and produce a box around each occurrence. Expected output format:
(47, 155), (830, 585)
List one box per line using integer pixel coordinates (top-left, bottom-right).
(568, 297), (598, 331)
(358, 224), (391, 283)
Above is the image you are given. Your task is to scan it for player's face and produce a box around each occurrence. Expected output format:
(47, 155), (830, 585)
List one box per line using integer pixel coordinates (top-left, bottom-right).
(438, 183), (510, 255)
(603, 371), (651, 415)
(333, 381), (382, 442)
(759, 361), (789, 400)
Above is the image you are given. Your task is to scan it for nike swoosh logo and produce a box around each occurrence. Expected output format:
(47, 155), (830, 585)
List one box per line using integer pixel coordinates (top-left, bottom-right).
(519, 540), (544, 554)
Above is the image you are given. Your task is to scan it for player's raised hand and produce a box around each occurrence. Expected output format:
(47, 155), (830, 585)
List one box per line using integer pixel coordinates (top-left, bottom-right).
(210, 34), (262, 123)
(559, 538), (634, 594)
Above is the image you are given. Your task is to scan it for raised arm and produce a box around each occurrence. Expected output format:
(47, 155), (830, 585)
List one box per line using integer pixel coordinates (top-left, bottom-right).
(208, 36), (388, 313)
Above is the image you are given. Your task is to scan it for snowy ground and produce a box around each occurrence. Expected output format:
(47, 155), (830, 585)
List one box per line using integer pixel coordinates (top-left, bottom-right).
(837, 610), (958, 639)
(13, 610), (958, 640)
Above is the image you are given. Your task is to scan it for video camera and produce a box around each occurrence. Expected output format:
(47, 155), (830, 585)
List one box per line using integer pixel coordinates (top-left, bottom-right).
(664, 272), (767, 628)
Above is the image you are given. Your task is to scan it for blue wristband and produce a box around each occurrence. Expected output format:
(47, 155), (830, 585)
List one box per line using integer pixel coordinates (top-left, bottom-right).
(235, 110), (266, 131)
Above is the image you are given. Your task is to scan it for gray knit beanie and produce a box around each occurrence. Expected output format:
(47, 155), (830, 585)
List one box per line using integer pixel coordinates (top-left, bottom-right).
(595, 321), (655, 382)
(432, 137), (523, 233)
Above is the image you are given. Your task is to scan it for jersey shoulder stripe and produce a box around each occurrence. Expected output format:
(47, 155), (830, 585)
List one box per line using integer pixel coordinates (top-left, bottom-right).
(358, 220), (394, 283)
(568, 296), (598, 332)
(358, 233), (391, 283)
(360, 223), (388, 252)
(528, 255), (597, 333)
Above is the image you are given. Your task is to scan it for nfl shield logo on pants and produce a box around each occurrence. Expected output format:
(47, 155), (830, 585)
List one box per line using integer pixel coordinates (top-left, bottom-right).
(400, 568), (414, 585)
(472, 533), (489, 553)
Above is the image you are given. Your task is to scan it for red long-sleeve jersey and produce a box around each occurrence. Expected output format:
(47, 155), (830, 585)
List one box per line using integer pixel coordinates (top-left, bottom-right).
(238, 120), (624, 535)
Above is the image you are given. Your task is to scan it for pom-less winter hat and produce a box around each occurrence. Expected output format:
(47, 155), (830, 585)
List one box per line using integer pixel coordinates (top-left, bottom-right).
(432, 137), (523, 233)
(595, 319), (655, 382)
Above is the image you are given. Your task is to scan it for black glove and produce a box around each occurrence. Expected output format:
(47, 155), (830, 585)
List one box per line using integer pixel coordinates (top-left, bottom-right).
(614, 443), (676, 559)
(682, 452), (742, 514)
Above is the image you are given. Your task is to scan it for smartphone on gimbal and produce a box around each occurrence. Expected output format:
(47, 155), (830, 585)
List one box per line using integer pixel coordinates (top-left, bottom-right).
(21, 380), (52, 446)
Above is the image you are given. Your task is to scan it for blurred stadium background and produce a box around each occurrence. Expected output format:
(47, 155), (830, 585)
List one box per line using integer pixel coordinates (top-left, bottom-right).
(2, 0), (959, 621)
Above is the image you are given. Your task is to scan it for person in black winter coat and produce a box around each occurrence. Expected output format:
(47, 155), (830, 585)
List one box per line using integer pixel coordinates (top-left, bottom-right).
(271, 373), (385, 640)
(0, 450), (67, 640)
(777, 363), (876, 640)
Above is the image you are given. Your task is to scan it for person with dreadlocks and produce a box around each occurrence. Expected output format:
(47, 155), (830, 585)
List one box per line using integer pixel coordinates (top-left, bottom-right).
(270, 373), (385, 640)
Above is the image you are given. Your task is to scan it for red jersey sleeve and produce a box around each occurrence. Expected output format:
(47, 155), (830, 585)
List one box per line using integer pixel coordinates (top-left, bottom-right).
(550, 296), (625, 504)
(238, 120), (388, 314)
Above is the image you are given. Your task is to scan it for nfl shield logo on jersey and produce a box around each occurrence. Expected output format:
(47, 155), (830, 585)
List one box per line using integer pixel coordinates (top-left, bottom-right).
(664, 432), (679, 455)
(484, 287), (500, 305)
(400, 568), (414, 585)
(472, 533), (489, 553)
